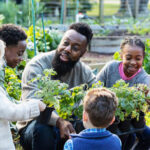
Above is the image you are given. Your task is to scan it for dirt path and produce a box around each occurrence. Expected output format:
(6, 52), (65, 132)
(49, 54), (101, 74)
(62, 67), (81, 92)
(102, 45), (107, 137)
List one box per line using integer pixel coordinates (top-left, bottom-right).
(81, 52), (114, 71)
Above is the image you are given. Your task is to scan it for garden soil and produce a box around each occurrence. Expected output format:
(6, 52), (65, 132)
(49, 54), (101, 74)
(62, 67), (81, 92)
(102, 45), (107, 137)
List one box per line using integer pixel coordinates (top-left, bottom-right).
(81, 52), (113, 72)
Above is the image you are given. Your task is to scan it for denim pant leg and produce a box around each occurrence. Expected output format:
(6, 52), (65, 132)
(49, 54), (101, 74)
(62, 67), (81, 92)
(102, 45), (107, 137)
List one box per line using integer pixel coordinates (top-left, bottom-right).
(19, 120), (57, 150)
(135, 126), (150, 150)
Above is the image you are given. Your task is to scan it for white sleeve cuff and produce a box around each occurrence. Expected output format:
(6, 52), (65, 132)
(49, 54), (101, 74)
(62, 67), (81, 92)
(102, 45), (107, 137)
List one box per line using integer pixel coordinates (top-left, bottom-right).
(27, 100), (40, 118)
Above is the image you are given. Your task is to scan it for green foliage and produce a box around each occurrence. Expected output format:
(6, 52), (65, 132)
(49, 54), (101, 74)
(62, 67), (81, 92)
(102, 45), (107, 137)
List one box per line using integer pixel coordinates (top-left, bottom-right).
(143, 39), (150, 74)
(58, 85), (86, 120)
(31, 69), (86, 120)
(113, 51), (121, 61)
(0, 1), (19, 24)
(0, 0), (44, 26)
(145, 112), (150, 127)
(94, 28), (111, 37)
(0, 14), (4, 25)
(91, 80), (103, 88)
(31, 69), (68, 109)
(17, 0), (44, 27)
(128, 18), (150, 36)
(4, 67), (21, 100)
(26, 26), (62, 58)
(16, 60), (27, 79)
(110, 80), (149, 121)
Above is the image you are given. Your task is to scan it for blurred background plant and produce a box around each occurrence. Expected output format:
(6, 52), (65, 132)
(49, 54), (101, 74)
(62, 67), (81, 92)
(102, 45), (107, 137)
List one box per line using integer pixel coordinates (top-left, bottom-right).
(0, 0), (43, 27)
(25, 25), (63, 58)
(0, 14), (4, 25)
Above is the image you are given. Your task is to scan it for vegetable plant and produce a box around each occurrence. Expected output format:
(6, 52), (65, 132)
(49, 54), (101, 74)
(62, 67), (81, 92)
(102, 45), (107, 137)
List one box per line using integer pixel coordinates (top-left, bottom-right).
(26, 26), (63, 58)
(31, 69), (68, 109)
(31, 69), (86, 120)
(110, 80), (149, 121)
(4, 67), (21, 100)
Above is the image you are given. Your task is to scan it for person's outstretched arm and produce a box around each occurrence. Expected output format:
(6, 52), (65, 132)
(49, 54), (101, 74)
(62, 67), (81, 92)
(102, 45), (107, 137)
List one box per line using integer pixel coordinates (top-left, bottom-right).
(0, 87), (45, 121)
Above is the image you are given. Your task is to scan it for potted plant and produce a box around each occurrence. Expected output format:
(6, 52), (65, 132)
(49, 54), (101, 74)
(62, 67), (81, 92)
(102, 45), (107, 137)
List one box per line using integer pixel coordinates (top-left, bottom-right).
(31, 69), (69, 124)
(31, 69), (86, 125)
(131, 84), (150, 129)
(107, 117), (120, 134)
(110, 80), (149, 132)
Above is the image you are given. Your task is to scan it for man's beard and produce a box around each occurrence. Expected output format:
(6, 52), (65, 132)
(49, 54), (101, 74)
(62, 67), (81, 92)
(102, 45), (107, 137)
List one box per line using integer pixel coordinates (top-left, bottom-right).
(52, 51), (78, 79)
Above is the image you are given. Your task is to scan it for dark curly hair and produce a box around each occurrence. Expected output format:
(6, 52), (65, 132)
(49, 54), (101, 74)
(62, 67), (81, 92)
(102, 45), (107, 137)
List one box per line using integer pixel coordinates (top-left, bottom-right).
(120, 36), (145, 56)
(0, 24), (27, 46)
(69, 22), (93, 44)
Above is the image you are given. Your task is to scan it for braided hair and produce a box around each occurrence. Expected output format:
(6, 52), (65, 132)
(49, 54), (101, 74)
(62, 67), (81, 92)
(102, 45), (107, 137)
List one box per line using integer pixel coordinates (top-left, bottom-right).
(120, 36), (145, 56)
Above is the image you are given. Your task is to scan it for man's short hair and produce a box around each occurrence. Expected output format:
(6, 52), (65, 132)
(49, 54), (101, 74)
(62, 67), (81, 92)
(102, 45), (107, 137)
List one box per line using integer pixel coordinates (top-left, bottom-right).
(69, 22), (93, 44)
(83, 88), (118, 128)
(0, 24), (27, 46)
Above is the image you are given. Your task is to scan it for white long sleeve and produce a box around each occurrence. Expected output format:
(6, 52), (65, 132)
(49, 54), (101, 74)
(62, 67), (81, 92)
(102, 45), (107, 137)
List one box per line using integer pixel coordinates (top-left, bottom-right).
(0, 86), (41, 150)
(0, 86), (40, 121)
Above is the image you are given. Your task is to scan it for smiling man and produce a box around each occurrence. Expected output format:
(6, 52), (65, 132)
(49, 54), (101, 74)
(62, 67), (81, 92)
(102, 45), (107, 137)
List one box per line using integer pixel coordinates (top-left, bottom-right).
(17, 22), (96, 150)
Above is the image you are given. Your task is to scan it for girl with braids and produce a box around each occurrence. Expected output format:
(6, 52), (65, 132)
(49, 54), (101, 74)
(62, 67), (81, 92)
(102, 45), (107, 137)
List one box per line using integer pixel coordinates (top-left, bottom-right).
(97, 36), (150, 150)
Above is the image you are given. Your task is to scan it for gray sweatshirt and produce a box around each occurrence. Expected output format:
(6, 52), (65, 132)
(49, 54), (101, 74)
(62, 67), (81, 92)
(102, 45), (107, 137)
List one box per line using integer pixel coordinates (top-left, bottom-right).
(96, 60), (150, 87)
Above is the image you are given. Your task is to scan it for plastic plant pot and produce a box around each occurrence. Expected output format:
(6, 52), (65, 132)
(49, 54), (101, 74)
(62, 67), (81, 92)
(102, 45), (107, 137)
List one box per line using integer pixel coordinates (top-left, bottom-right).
(36, 107), (54, 124)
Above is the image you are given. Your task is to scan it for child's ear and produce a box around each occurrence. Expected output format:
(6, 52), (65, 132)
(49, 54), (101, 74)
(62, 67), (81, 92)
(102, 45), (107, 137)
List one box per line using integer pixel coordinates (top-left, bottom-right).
(109, 116), (115, 125)
(83, 111), (88, 122)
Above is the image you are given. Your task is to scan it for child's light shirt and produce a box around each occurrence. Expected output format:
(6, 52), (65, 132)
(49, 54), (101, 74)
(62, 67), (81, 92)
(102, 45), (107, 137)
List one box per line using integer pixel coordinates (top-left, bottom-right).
(64, 128), (106, 150)
(119, 62), (142, 81)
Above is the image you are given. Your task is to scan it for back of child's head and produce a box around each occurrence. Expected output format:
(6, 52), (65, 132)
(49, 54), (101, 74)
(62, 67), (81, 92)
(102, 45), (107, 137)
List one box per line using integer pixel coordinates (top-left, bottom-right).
(0, 40), (5, 59)
(120, 36), (145, 56)
(83, 88), (118, 128)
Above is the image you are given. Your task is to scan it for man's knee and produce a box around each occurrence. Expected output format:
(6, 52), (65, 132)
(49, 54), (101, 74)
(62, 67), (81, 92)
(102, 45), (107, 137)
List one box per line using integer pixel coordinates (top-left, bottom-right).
(33, 122), (55, 140)
(20, 121), (56, 150)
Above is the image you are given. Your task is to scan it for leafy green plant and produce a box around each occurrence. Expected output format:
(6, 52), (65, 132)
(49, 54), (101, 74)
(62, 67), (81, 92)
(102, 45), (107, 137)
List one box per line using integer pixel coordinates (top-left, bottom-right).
(58, 85), (86, 120)
(128, 18), (150, 36)
(94, 28), (111, 37)
(110, 80), (149, 121)
(145, 112), (150, 127)
(4, 67), (21, 100)
(26, 26), (62, 58)
(113, 51), (121, 61)
(31, 68), (86, 120)
(143, 39), (150, 74)
(17, 0), (44, 27)
(0, 1), (19, 24)
(31, 69), (68, 108)
(0, 14), (4, 25)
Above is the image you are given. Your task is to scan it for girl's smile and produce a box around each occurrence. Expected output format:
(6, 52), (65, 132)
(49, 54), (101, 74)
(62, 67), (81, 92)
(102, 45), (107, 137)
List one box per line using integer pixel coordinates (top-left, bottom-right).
(121, 44), (144, 77)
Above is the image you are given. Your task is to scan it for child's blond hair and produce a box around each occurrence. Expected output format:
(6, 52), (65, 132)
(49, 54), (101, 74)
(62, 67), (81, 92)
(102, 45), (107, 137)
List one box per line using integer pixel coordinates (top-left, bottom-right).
(0, 40), (5, 59)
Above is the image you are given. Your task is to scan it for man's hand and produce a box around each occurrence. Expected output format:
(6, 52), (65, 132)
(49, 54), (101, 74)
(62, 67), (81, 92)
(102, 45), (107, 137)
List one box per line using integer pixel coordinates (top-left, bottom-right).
(56, 118), (75, 139)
